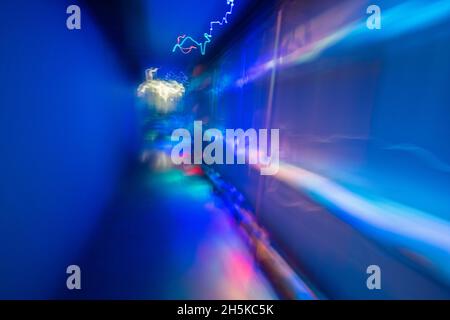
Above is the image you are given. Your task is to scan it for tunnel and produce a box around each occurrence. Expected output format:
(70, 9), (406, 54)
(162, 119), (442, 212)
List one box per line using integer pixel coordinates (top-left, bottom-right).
(1, 0), (450, 301)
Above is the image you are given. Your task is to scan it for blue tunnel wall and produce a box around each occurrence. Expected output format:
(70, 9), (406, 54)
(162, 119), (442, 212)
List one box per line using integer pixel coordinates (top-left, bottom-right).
(0, 0), (138, 298)
(186, 0), (450, 299)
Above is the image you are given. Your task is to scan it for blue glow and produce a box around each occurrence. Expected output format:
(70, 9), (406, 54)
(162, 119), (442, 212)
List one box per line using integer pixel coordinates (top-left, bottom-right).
(187, 0), (450, 298)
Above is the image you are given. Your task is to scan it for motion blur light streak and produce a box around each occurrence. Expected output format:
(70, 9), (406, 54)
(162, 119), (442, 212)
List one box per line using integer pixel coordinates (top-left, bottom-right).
(237, 0), (450, 88)
(250, 160), (450, 285)
(370, 0), (450, 40)
(3, 0), (450, 300)
(204, 167), (318, 299)
(186, 0), (450, 298)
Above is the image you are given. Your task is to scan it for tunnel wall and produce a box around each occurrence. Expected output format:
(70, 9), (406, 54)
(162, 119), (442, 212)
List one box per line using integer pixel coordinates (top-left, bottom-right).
(0, 0), (138, 298)
(188, 0), (450, 298)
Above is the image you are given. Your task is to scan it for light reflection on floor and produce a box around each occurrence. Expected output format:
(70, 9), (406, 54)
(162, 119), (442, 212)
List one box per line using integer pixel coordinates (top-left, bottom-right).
(179, 200), (276, 299)
(64, 151), (276, 299)
(147, 151), (276, 299)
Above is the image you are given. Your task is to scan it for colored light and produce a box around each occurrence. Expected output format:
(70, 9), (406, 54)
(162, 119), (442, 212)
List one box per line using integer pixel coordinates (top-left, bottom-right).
(137, 68), (185, 112)
(250, 160), (450, 285)
(172, 0), (236, 55)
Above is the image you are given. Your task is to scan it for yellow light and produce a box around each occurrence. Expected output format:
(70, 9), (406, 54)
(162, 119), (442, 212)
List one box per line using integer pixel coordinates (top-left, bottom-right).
(137, 68), (185, 113)
(138, 80), (185, 102)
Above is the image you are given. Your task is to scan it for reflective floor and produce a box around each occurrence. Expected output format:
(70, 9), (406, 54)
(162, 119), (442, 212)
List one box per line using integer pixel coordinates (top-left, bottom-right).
(60, 151), (276, 299)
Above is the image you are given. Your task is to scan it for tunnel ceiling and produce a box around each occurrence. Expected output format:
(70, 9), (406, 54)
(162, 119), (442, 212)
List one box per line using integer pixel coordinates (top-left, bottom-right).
(83, 0), (255, 80)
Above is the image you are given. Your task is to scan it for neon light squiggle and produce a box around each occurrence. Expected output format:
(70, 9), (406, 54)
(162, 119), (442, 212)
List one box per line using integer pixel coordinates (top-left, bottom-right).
(207, 0), (235, 38)
(172, 0), (236, 55)
(175, 35), (197, 54)
(173, 34), (211, 55)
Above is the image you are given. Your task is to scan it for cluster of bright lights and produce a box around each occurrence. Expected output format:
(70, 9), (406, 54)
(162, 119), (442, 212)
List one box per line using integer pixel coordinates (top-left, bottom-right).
(138, 80), (185, 102)
(137, 68), (185, 112)
(172, 0), (236, 55)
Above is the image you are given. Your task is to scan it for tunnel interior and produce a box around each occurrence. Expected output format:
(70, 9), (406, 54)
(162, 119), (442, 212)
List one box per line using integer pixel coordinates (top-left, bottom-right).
(1, 0), (450, 300)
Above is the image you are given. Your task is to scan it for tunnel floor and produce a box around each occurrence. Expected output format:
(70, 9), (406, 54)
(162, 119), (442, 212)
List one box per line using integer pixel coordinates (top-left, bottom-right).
(60, 151), (276, 299)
